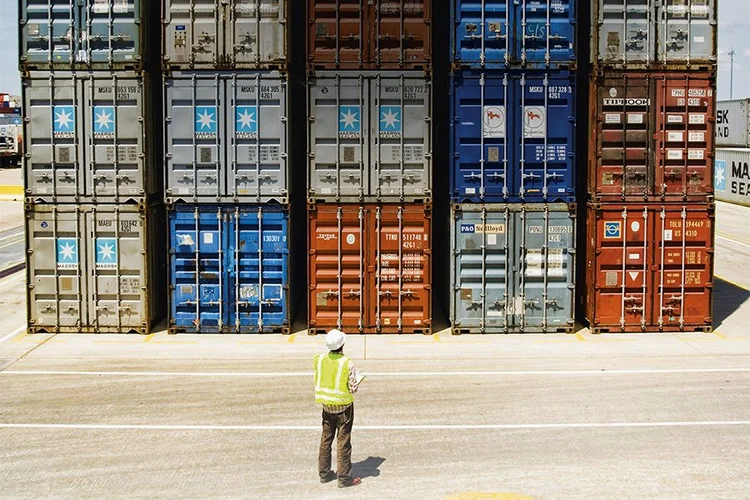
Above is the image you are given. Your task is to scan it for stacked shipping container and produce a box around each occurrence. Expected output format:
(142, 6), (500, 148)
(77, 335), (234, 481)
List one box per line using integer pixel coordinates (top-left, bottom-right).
(715, 99), (750, 208)
(448, 0), (578, 333)
(584, 0), (717, 332)
(162, 1), (293, 334)
(306, 1), (433, 334)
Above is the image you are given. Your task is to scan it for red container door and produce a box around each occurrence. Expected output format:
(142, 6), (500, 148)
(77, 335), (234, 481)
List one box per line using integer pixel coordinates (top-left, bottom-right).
(308, 0), (367, 69)
(373, 1), (431, 69)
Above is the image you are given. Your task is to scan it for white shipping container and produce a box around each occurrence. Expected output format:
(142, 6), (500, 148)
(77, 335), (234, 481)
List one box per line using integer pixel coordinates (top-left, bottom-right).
(715, 148), (750, 207)
(716, 100), (750, 147)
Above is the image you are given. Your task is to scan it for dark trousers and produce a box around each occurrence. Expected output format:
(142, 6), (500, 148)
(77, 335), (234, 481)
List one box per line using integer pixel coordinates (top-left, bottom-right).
(318, 405), (354, 482)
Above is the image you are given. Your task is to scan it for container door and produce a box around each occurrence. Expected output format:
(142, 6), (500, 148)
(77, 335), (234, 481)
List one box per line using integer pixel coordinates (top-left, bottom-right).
(654, 75), (713, 198)
(308, 0), (366, 69)
(165, 74), (226, 202)
(83, 73), (146, 203)
(651, 206), (713, 330)
(170, 207), (225, 332)
(371, 73), (431, 200)
(228, 73), (287, 202)
(309, 205), (366, 333)
(84, 0), (140, 66)
(25, 74), (84, 202)
(21, 0), (80, 66)
(228, 207), (289, 332)
(453, 0), (509, 67)
(228, 0), (286, 67)
(593, 73), (651, 198)
(371, 205), (431, 333)
(657, 0), (715, 64)
(514, 206), (575, 332)
(27, 206), (86, 332)
(451, 206), (511, 333)
(373, 0), (431, 68)
(308, 74), (368, 201)
(515, 71), (575, 202)
(591, 206), (651, 331)
(596, 0), (653, 66)
(162, 0), (220, 68)
(514, 0), (575, 66)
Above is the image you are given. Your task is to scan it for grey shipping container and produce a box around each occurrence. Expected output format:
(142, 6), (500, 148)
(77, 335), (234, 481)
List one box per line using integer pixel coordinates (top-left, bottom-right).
(308, 71), (432, 202)
(164, 71), (289, 204)
(26, 203), (166, 334)
(716, 100), (750, 148)
(162, 0), (287, 70)
(593, 0), (716, 68)
(23, 71), (161, 204)
(715, 148), (750, 208)
(451, 203), (576, 334)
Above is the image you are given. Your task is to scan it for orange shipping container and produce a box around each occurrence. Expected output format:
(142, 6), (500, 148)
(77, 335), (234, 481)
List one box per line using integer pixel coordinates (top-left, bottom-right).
(308, 203), (432, 334)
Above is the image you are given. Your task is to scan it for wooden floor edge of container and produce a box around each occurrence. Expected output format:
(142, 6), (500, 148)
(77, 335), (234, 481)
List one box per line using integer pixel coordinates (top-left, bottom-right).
(307, 327), (433, 336)
(588, 325), (713, 334)
(168, 326), (291, 335)
(28, 325), (152, 335)
(451, 326), (575, 335)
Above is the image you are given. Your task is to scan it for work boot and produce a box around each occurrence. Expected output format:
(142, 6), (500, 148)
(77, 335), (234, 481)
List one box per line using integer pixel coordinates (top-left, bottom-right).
(338, 477), (361, 488)
(320, 471), (337, 484)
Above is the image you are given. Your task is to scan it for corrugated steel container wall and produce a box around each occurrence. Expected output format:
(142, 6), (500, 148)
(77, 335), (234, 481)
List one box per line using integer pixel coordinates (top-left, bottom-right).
(307, 71), (432, 202)
(169, 205), (290, 333)
(26, 203), (166, 334)
(164, 71), (289, 204)
(715, 148), (750, 208)
(451, 203), (576, 334)
(451, 0), (576, 68)
(450, 69), (576, 203)
(162, 0), (287, 70)
(716, 100), (750, 148)
(592, 0), (717, 69)
(308, 203), (432, 334)
(585, 203), (713, 333)
(23, 71), (160, 204)
(307, 0), (432, 70)
(20, 0), (156, 70)
(589, 71), (715, 202)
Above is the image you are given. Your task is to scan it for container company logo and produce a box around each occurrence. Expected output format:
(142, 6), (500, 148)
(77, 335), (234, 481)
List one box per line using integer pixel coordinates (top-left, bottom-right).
(95, 238), (118, 270)
(714, 159), (727, 191)
(194, 106), (218, 138)
(460, 224), (505, 234)
(339, 106), (361, 138)
(56, 238), (78, 270)
(604, 221), (622, 239)
(483, 106), (506, 138)
(523, 106), (546, 138)
(53, 106), (75, 139)
(235, 106), (258, 139)
(379, 106), (402, 138)
(93, 106), (115, 139)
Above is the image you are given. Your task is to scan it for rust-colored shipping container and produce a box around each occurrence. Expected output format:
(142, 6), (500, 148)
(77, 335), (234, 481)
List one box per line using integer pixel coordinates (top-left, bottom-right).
(589, 71), (716, 202)
(307, 0), (432, 70)
(308, 203), (432, 334)
(585, 203), (714, 333)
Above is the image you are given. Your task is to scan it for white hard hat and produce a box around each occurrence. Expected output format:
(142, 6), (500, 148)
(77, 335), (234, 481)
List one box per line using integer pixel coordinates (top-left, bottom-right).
(325, 329), (346, 351)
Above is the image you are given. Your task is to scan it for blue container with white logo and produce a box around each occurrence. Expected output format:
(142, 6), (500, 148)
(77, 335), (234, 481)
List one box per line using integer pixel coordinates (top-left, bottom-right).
(451, 0), (576, 69)
(450, 69), (576, 203)
(169, 204), (291, 333)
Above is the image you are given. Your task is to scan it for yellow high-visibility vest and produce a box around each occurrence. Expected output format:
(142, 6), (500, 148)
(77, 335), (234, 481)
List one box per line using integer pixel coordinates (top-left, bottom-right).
(314, 353), (354, 405)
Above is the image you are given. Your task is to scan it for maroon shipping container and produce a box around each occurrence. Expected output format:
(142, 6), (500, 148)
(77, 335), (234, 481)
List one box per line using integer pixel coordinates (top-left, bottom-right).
(589, 71), (716, 202)
(585, 203), (714, 333)
(308, 203), (432, 334)
(307, 0), (432, 70)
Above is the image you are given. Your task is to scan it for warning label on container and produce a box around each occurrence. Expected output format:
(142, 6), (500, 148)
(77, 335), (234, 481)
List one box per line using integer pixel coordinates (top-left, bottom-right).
(483, 106), (506, 138)
(525, 248), (565, 278)
(689, 114), (706, 125)
(689, 132), (706, 142)
(120, 277), (141, 295)
(605, 113), (621, 124)
(523, 107), (546, 139)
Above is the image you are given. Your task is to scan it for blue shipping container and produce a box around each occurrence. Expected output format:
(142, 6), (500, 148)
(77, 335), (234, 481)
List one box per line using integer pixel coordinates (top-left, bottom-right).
(450, 69), (576, 203)
(169, 205), (290, 333)
(451, 0), (576, 68)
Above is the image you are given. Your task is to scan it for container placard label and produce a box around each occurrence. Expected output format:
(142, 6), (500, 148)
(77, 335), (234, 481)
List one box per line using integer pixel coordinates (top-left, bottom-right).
(483, 106), (506, 138)
(339, 106), (361, 138)
(460, 224), (505, 234)
(95, 238), (118, 270)
(379, 106), (402, 138)
(93, 106), (115, 138)
(523, 107), (546, 139)
(53, 106), (76, 139)
(604, 221), (622, 239)
(194, 107), (218, 138)
(56, 238), (79, 270)
(714, 159), (726, 191)
(235, 106), (258, 139)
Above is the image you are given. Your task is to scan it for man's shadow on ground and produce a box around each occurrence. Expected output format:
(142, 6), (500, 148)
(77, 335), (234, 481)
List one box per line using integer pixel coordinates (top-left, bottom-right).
(352, 456), (385, 479)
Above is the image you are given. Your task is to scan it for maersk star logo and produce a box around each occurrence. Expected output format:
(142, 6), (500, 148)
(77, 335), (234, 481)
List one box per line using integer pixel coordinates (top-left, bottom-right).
(236, 106), (257, 133)
(379, 106), (402, 133)
(96, 238), (118, 269)
(93, 106), (115, 134)
(339, 106), (361, 133)
(195, 106), (217, 134)
(56, 238), (78, 269)
(53, 106), (75, 133)
(715, 159), (727, 191)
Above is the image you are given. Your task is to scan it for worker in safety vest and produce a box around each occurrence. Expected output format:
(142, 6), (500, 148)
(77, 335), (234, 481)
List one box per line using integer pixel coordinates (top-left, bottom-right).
(314, 329), (363, 488)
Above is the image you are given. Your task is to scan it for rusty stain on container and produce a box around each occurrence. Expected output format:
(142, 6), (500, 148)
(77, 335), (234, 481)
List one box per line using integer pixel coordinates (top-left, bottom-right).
(308, 203), (432, 334)
(585, 203), (714, 334)
(589, 71), (715, 202)
(307, 0), (432, 70)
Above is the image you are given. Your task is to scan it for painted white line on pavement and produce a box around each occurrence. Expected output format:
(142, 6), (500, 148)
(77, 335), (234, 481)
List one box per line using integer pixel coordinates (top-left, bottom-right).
(3, 368), (750, 377)
(1, 421), (750, 432)
(0, 325), (25, 344)
(716, 234), (750, 250)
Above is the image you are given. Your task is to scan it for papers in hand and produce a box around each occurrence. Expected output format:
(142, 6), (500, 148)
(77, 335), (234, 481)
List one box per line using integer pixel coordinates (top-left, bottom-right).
(355, 373), (366, 385)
